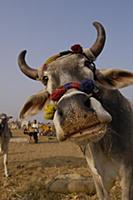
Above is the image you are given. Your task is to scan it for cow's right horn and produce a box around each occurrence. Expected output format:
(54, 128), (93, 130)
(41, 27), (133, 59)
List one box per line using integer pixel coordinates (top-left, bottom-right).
(18, 50), (38, 80)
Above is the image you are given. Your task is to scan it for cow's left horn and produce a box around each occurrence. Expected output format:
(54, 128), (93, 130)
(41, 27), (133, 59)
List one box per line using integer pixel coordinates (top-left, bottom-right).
(18, 50), (38, 80)
(85, 22), (106, 59)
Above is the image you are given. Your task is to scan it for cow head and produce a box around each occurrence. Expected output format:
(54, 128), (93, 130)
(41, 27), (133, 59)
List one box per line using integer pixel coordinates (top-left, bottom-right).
(0, 113), (12, 133)
(18, 22), (133, 142)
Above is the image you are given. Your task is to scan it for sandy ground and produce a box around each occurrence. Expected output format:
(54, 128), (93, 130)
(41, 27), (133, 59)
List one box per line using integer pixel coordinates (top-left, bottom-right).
(0, 130), (121, 200)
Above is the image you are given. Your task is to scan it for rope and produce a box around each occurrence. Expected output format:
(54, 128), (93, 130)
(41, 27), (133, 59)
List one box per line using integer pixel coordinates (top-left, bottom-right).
(50, 79), (94, 101)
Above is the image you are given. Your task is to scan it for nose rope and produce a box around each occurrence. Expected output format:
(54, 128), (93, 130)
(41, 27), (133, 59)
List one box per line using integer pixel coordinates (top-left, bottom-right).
(51, 79), (94, 101)
(44, 79), (95, 120)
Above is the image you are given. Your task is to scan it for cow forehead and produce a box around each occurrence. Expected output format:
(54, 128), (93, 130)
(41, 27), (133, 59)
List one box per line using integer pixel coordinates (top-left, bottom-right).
(46, 53), (84, 71)
(45, 53), (94, 81)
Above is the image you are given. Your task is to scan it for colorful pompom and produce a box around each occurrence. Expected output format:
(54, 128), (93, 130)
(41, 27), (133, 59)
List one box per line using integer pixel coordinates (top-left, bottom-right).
(50, 87), (66, 101)
(71, 44), (83, 53)
(80, 79), (94, 94)
(44, 103), (57, 120)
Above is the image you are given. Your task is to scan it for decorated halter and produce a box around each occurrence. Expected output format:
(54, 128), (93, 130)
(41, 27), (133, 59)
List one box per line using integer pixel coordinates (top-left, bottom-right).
(40, 44), (96, 74)
(43, 44), (97, 120)
(50, 79), (94, 101)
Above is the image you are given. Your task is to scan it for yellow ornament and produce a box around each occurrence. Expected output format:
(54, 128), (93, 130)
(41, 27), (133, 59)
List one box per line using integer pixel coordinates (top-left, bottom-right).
(44, 103), (57, 120)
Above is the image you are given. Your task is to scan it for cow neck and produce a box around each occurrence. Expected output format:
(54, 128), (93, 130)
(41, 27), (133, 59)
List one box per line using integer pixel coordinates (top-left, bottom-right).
(0, 122), (6, 136)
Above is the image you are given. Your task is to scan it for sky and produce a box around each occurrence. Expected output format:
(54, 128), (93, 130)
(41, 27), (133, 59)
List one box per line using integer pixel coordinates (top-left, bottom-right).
(0, 0), (133, 122)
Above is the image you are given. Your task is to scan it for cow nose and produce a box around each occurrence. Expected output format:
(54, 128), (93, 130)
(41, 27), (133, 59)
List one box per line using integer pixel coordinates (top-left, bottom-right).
(55, 90), (112, 125)
(84, 97), (91, 108)
(53, 91), (112, 141)
(57, 97), (91, 118)
(53, 91), (97, 141)
(56, 91), (92, 120)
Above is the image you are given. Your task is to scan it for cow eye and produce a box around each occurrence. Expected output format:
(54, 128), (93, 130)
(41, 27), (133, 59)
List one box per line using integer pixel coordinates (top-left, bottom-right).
(42, 76), (48, 85)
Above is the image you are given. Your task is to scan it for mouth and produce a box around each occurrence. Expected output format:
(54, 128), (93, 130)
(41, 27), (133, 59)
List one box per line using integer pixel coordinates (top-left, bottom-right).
(64, 123), (107, 142)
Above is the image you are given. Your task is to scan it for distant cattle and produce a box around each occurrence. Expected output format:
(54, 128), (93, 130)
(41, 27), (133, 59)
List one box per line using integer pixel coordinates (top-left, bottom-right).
(0, 113), (12, 177)
(18, 22), (133, 199)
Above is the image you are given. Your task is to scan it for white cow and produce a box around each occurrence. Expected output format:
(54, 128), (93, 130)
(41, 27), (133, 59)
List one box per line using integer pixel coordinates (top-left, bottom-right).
(18, 21), (133, 199)
(0, 113), (12, 177)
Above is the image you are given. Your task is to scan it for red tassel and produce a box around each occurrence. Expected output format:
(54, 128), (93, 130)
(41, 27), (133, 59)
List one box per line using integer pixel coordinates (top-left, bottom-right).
(51, 87), (66, 101)
(71, 44), (83, 53)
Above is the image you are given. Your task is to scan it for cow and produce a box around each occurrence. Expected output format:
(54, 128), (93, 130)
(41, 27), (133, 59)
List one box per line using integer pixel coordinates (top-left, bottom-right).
(0, 113), (12, 177)
(18, 22), (133, 199)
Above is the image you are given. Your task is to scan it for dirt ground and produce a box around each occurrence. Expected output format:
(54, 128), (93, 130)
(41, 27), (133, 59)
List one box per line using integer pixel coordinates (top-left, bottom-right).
(0, 130), (121, 200)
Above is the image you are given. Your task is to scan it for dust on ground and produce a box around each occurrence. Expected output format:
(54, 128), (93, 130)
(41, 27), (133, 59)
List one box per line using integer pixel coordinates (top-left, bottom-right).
(0, 130), (121, 200)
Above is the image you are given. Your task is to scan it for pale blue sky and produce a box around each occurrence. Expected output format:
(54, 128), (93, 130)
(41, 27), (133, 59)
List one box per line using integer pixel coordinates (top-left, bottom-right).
(0, 0), (133, 121)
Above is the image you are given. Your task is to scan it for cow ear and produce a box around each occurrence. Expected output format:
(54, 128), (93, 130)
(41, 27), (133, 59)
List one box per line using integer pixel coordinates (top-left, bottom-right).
(19, 90), (49, 119)
(96, 68), (133, 89)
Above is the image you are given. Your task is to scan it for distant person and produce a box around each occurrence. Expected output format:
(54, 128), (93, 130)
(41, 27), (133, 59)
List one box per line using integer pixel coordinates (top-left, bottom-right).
(31, 120), (39, 143)
(23, 121), (33, 143)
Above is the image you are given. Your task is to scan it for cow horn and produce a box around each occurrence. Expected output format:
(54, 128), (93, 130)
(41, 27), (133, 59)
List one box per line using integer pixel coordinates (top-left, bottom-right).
(18, 50), (38, 80)
(85, 22), (106, 59)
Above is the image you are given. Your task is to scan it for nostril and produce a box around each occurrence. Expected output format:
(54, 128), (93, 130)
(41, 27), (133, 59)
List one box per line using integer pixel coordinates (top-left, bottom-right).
(84, 114), (87, 118)
(58, 108), (64, 117)
(84, 98), (90, 108)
